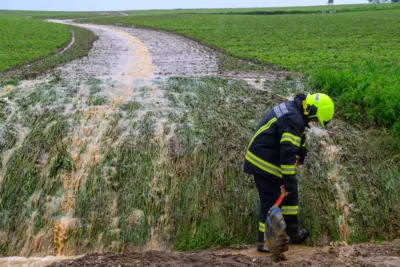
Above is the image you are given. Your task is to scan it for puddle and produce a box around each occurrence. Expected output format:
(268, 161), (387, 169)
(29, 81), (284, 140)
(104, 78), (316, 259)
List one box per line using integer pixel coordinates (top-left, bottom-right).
(0, 256), (82, 267)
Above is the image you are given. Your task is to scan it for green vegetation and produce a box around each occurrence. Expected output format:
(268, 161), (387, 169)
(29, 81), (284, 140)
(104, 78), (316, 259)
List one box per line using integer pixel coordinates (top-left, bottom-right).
(123, 3), (400, 16)
(86, 9), (400, 72)
(300, 120), (400, 243)
(2, 3), (400, 19)
(0, 12), (98, 84)
(1, 78), (399, 255)
(0, 15), (70, 72)
(0, 10), (122, 19)
(86, 7), (400, 144)
(1, 24), (98, 84)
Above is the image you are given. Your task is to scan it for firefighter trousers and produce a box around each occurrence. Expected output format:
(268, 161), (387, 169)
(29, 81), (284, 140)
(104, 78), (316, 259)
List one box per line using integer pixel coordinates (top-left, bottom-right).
(254, 174), (299, 242)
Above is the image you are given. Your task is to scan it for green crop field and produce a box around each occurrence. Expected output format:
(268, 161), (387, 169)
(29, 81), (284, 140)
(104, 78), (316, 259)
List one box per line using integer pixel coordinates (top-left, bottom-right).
(86, 7), (400, 146)
(0, 10), (122, 19)
(89, 10), (400, 72)
(2, 3), (398, 19)
(0, 15), (70, 72)
(124, 3), (400, 16)
(0, 15), (98, 83)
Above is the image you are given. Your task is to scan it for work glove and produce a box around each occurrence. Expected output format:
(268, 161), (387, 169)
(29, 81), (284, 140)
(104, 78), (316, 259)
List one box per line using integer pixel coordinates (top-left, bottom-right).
(283, 176), (297, 194)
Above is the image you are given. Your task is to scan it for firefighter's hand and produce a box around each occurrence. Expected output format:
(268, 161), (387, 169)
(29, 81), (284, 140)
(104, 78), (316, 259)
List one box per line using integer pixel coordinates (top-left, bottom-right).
(298, 146), (307, 165)
(280, 185), (290, 196)
(282, 176), (296, 194)
(296, 155), (303, 167)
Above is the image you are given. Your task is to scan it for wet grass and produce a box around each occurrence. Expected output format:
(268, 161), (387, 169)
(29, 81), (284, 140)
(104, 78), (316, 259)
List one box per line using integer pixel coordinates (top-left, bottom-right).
(57, 77), (275, 252)
(86, 95), (107, 106)
(0, 80), (76, 255)
(120, 101), (141, 113)
(299, 121), (400, 244)
(161, 78), (273, 249)
(0, 111), (69, 250)
(0, 77), (399, 255)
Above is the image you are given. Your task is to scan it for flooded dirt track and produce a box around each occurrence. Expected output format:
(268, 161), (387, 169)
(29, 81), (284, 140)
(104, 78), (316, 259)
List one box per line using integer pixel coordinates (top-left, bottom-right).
(47, 21), (153, 79)
(48, 20), (219, 78)
(48, 20), (280, 79)
(45, 240), (400, 267)
(122, 27), (220, 77)
(0, 256), (82, 267)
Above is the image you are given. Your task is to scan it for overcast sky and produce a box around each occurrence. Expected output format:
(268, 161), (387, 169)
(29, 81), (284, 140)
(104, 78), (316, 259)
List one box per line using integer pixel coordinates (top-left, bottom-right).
(1, 0), (367, 12)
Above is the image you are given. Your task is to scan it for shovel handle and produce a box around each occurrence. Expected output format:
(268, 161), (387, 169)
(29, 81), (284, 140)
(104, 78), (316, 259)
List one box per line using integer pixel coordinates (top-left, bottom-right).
(271, 193), (285, 210)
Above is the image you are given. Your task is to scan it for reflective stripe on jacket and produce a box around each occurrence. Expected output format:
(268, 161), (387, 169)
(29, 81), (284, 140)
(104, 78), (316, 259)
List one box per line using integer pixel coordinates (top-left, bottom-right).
(244, 98), (307, 180)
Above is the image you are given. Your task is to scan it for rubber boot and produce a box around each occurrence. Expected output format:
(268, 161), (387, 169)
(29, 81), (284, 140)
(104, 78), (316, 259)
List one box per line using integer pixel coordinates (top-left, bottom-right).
(256, 231), (269, 252)
(257, 241), (270, 253)
(287, 229), (310, 244)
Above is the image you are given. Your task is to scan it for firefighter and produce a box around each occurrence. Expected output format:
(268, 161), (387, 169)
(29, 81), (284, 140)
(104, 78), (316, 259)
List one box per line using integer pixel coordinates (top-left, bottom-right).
(244, 93), (335, 252)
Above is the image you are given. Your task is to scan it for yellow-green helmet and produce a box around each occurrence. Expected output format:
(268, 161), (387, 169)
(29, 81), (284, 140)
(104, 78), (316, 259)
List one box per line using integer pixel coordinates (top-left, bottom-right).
(306, 93), (335, 127)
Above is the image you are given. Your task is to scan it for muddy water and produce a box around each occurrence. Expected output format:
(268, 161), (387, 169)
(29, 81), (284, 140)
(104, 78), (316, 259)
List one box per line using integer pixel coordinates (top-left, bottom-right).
(48, 21), (154, 80)
(59, 30), (75, 55)
(220, 243), (328, 259)
(0, 256), (82, 267)
(48, 20), (281, 80)
(48, 20), (218, 78)
(44, 240), (400, 267)
(308, 124), (350, 242)
(37, 20), (186, 258)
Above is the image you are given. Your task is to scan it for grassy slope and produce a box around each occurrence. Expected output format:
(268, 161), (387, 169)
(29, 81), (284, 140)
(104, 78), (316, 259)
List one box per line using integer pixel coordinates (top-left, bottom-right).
(86, 7), (400, 145)
(0, 78), (399, 256)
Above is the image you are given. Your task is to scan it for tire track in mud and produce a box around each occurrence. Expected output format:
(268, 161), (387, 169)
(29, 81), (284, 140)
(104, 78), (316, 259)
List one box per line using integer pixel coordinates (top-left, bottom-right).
(59, 30), (75, 55)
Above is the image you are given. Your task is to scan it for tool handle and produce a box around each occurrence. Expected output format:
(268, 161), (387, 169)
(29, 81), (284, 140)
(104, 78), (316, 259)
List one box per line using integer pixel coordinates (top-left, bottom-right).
(271, 193), (285, 210)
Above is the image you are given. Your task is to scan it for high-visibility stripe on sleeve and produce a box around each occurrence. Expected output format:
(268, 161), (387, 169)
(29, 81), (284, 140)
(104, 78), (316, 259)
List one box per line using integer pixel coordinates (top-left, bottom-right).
(281, 206), (298, 215)
(245, 151), (282, 178)
(247, 117), (277, 149)
(280, 132), (301, 147)
(259, 221), (265, 232)
(281, 164), (296, 175)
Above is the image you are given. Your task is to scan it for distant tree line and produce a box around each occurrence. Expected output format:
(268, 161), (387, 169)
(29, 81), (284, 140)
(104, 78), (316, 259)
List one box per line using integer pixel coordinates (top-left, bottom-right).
(367, 0), (400, 2)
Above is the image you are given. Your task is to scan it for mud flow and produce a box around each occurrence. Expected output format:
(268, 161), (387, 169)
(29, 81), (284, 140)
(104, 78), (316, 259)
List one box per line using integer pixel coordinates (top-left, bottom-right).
(45, 240), (400, 267)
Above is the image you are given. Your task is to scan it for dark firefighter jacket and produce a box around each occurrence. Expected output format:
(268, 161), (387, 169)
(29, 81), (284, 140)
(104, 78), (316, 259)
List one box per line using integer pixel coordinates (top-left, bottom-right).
(244, 94), (308, 190)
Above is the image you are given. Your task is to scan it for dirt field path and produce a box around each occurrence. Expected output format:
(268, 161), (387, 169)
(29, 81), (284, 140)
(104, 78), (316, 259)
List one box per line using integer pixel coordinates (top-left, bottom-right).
(2, 240), (400, 267)
(48, 20), (219, 78)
